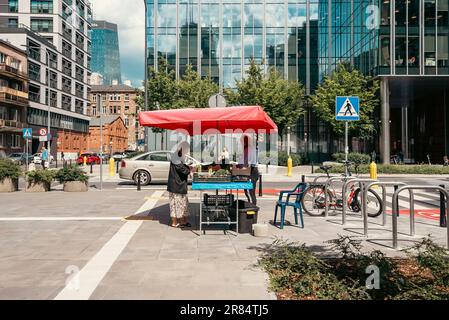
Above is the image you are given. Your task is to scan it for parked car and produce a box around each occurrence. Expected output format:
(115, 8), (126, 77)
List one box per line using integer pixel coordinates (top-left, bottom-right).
(76, 153), (101, 165)
(119, 151), (205, 185)
(112, 152), (127, 161)
(7, 153), (33, 165)
(33, 153), (54, 164)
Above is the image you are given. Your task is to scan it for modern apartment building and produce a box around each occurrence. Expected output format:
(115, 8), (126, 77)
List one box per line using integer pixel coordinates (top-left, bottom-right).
(145, 0), (449, 164)
(0, 39), (28, 155)
(0, 0), (92, 158)
(88, 84), (143, 151)
(91, 20), (121, 85)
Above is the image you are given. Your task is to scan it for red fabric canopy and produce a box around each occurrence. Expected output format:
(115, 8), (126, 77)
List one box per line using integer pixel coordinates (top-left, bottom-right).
(139, 106), (278, 135)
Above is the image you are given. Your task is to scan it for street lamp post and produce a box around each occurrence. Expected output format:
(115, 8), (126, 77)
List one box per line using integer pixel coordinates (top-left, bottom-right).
(97, 93), (103, 191)
(23, 44), (51, 159)
(143, 0), (149, 152)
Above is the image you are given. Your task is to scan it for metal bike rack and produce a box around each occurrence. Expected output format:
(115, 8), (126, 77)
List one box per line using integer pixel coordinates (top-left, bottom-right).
(392, 185), (449, 249)
(341, 179), (377, 232)
(324, 177), (357, 217)
(363, 182), (407, 228)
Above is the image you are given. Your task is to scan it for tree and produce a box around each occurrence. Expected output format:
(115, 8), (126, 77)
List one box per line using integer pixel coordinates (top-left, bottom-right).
(174, 64), (219, 108)
(310, 63), (379, 138)
(226, 59), (305, 137)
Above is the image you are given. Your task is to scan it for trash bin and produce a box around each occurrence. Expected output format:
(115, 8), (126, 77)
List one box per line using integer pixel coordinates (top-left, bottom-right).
(229, 200), (259, 234)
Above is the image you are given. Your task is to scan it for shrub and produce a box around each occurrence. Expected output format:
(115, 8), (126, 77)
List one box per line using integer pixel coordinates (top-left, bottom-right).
(259, 151), (301, 166)
(0, 159), (21, 182)
(26, 169), (55, 186)
(55, 165), (89, 184)
(332, 152), (371, 164)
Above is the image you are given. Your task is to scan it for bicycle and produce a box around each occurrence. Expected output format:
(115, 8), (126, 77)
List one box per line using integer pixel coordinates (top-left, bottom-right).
(301, 161), (383, 217)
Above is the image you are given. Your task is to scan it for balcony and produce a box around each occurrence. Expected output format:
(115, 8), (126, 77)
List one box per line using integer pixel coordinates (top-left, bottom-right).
(0, 87), (28, 107)
(0, 64), (28, 81)
(0, 118), (24, 133)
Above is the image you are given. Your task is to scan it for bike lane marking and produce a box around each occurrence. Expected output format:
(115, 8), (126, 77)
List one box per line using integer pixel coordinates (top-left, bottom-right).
(53, 190), (164, 300)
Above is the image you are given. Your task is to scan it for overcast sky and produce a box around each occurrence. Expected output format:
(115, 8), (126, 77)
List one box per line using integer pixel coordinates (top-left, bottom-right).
(90, 0), (145, 88)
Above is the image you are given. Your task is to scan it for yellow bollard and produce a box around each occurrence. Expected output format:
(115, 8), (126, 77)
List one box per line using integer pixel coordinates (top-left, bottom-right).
(287, 156), (293, 177)
(109, 158), (115, 177)
(83, 156), (87, 166)
(370, 161), (377, 188)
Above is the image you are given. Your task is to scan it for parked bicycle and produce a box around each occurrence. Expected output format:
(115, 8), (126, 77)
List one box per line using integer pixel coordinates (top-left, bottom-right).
(301, 161), (383, 217)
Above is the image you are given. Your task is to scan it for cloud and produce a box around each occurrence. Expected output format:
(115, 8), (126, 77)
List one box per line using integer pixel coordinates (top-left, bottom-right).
(90, 0), (145, 87)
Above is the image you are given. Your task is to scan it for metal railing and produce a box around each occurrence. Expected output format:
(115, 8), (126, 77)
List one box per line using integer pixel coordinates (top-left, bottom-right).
(341, 179), (377, 231)
(324, 176), (357, 217)
(392, 185), (449, 249)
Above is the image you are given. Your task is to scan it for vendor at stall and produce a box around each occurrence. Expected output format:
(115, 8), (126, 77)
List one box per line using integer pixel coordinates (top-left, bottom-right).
(239, 134), (259, 205)
(168, 141), (193, 228)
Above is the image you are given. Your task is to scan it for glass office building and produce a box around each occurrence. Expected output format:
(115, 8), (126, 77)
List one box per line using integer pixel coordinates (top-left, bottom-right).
(146, 0), (449, 164)
(91, 20), (122, 85)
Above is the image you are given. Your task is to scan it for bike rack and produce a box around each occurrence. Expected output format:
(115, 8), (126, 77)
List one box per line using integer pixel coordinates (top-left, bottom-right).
(324, 177), (357, 217)
(392, 185), (449, 249)
(363, 182), (408, 229)
(341, 179), (377, 231)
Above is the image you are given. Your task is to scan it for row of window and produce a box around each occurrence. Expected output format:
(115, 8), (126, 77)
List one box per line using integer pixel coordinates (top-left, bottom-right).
(0, 133), (21, 148)
(91, 93), (131, 102)
(27, 107), (89, 132)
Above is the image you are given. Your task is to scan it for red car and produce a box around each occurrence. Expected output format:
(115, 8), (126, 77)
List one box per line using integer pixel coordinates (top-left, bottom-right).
(77, 153), (101, 165)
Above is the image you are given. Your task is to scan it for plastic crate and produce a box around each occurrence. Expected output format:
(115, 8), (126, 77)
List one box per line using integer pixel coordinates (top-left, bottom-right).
(203, 193), (234, 206)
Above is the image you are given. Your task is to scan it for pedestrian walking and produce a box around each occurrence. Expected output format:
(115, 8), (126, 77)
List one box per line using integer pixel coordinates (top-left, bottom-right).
(41, 146), (49, 169)
(167, 141), (193, 228)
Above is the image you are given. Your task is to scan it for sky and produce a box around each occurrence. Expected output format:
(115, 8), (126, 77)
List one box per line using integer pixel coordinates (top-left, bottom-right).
(90, 0), (145, 88)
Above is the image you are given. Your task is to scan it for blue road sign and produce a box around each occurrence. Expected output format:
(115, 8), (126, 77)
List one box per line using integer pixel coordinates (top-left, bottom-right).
(23, 128), (32, 139)
(336, 96), (360, 121)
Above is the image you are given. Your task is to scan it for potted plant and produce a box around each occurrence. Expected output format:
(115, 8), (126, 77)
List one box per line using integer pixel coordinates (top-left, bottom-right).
(26, 169), (55, 192)
(0, 159), (21, 192)
(55, 165), (89, 192)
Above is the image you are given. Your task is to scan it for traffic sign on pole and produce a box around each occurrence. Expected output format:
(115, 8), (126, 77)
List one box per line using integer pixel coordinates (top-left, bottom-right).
(336, 96), (360, 121)
(39, 128), (48, 136)
(23, 128), (32, 139)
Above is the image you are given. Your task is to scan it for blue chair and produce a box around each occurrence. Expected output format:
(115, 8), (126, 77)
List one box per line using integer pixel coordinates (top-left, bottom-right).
(273, 182), (307, 229)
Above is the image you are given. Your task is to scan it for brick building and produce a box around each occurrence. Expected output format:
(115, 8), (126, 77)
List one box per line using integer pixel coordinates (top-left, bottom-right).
(88, 84), (142, 151)
(0, 39), (28, 156)
(88, 115), (128, 155)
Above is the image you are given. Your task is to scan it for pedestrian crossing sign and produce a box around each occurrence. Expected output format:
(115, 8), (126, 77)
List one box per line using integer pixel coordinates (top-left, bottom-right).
(23, 128), (32, 139)
(336, 96), (360, 121)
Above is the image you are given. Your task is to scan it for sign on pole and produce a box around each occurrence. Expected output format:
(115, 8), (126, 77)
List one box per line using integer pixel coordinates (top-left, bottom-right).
(336, 96), (360, 121)
(23, 128), (32, 139)
(39, 128), (48, 136)
(39, 136), (48, 142)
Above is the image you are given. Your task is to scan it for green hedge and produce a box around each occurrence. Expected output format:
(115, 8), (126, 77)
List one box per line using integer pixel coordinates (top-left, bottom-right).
(0, 159), (21, 181)
(259, 151), (302, 166)
(55, 165), (89, 183)
(316, 164), (449, 174)
(332, 152), (371, 164)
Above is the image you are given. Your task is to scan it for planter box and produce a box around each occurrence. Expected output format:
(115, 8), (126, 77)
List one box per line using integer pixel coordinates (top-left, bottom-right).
(63, 181), (88, 192)
(26, 181), (51, 193)
(0, 178), (18, 192)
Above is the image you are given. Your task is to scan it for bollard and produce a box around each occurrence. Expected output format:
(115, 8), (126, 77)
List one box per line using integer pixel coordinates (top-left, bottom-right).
(301, 175), (305, 183)
(258, 174), (263, 197)
(137, 170), (141, 191)
(83, 156), (87, 166)
(369, 161), (377, 188)
(287, 156), (292, 177)
(311, 162), (314, 174)
(55, 159), (58, 168)
(116, 160), (119, 174)
(90, 162), (93, 174)
(109, 158), (115, 177)
(394, 185), (399, 216)
(440, 184), (447, 227)
(70, 159), (72, 166)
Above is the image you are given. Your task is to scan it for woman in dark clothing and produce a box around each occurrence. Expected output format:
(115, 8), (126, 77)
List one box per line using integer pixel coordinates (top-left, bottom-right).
(168, 141), (192, 228)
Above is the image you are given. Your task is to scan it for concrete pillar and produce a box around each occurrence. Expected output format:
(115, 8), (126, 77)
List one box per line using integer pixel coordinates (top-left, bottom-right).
(380, 78), (391, 164)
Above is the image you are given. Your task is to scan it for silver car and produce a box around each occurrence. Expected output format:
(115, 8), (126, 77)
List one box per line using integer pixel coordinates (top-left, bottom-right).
(119, 151), (203, 185)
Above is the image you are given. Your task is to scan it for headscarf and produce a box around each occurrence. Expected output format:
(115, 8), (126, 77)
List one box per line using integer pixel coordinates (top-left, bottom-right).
(170, 141), (190, 165)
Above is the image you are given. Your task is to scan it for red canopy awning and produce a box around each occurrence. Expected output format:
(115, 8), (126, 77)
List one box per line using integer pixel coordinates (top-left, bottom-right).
(139, 106), (277, 135)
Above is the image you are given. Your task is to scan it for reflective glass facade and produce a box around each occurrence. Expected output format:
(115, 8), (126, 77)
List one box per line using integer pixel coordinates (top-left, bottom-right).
(146, 0), (320, 93)
(91, 20), (122, 85)
(146, 1), (449, 163)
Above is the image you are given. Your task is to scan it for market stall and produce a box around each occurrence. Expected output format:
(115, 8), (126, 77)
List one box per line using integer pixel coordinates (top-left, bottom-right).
(139, 105), (277, 234)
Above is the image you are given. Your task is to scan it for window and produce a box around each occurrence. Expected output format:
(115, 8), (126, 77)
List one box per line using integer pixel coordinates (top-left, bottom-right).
(29, 62), (41, 81)
(124, 94), (130, 101)
(124, 116), (129, 127)
(8, 18), (18, 28)
(31, 0), (53, 14)
(10, 135), (20, 148)
(31, 19), (54, 33)
(92, 107), (97, 116)
(124, 105), (130, 113)
(9, 0), (18, 13)
(150, 153), (168, 162)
